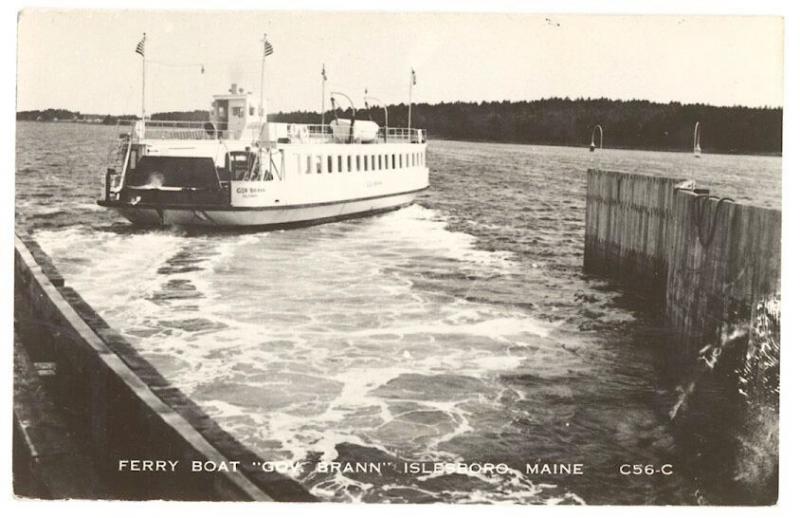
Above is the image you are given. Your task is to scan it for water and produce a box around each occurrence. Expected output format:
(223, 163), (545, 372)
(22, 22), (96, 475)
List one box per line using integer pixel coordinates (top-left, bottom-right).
(15, 121), (781, 504)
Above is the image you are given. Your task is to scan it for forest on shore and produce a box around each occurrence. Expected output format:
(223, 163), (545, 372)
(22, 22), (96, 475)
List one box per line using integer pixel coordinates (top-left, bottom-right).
(18, 97), (782, 154)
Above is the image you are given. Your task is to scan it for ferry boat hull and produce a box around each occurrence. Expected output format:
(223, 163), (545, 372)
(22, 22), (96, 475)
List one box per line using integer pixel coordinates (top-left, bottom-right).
(99, 189), (425, 228)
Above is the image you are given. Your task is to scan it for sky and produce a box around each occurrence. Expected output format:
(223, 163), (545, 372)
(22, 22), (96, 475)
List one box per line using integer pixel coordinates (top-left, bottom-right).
(16, 10), (784, 115)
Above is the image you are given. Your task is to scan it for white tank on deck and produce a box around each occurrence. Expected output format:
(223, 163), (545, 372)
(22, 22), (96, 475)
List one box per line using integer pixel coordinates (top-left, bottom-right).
(329, 119), (380, 143)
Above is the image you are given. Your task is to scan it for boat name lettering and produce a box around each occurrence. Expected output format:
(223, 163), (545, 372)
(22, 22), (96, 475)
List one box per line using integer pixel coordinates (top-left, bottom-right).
(236, 186), (269, 195)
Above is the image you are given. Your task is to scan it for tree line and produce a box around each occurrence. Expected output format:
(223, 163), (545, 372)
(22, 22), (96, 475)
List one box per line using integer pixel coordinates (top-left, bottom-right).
(274, 98), (782, 154)
(18, 98), (782, 154)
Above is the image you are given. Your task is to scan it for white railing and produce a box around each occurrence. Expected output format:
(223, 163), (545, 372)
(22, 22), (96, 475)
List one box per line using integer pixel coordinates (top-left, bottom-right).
(382, 127), (427, 143)
(278, 124), (426, 144)
(145, 120), (233, 140)
(120, 119), (427, 144)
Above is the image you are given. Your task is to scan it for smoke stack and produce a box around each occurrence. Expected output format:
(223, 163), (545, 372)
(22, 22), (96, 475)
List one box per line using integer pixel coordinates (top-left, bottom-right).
(229, 83), (238, 94)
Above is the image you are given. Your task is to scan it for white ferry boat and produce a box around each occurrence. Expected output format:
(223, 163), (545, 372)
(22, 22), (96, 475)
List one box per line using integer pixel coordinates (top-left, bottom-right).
(99, 84), (429, 228)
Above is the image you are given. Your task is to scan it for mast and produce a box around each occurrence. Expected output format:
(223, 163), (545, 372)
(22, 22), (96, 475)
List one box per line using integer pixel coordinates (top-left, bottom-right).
(321, 64), (327, 126)
(693, 121), (702, 156)
(137, 33), (146, 120)
(365, 93), (388, 143)
(260, 33), (272, 146)
(407, 67), (415, 132)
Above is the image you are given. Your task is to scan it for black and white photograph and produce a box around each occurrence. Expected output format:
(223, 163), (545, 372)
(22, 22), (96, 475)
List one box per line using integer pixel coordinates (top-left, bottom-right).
(9, 2), (791, 509)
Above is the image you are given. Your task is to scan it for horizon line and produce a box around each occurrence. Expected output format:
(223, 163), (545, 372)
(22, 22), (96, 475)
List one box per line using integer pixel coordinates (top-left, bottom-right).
(16, 94), (785, 118)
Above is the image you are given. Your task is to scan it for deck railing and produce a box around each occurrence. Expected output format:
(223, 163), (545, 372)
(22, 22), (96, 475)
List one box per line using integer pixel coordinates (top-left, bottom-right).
(120, 119), (426, 144)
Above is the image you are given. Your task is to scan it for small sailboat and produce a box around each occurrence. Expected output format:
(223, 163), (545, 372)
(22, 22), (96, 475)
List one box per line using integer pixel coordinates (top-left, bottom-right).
(589, 124), (603, 152)
(693, 121), (702, 158)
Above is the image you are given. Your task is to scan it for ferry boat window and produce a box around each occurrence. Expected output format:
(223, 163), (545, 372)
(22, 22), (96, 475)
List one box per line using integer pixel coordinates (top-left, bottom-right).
(364, 155), (369, 171)
(327, 156), (333, 173)
(227, 151), (254, 181)
(316, 156), (323, 174)
(306, 155), (312, 174)
(232, 107), (243, 117)
(392, 154), (396, 169)
(249, 106), (255, 116)
(378, 155), (382, 170)
(337, 156), (343, 173)
(356, 156), (361, 171)
(371, 155), (376, 171)
(347, 156), (352, 172)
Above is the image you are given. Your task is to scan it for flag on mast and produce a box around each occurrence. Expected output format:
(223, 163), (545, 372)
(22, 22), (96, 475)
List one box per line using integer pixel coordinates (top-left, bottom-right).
(322, 64), (327, 81)
(411, 68), (416, 86)
(263, 36), (274, 57)
(135, 34), (146, 56)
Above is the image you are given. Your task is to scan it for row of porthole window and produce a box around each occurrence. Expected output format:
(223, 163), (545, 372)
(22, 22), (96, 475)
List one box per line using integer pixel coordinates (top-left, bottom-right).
(298, 151), (425, 175)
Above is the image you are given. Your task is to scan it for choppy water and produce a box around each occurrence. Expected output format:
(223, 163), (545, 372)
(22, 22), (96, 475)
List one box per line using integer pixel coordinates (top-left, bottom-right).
(16, 121), (781, 504)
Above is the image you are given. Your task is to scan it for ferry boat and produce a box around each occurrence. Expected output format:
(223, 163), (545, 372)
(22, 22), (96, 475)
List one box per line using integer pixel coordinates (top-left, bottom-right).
(98, 84), (429, 228)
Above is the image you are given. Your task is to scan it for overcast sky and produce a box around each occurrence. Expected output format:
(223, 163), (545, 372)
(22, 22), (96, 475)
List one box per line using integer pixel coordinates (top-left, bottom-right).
(16, 10), (783, 115)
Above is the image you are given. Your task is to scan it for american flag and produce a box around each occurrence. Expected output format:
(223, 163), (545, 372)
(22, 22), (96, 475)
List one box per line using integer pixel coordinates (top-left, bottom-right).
(135, 34), (145, 56)
(411, 68), (416, 86)
(322, 64), (327, 81)
(263, 36), (274, 57)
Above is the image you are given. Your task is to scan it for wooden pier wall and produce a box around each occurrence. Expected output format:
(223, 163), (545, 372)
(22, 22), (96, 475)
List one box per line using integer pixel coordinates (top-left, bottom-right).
(584, 169), (781, 356)
(13, 233), (316, 501)
(583, 169), (684, 301)
(665, 190), (781, 354)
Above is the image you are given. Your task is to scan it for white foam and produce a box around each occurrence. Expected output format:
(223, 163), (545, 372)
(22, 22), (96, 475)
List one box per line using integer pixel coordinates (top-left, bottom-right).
(32, 206), (570, 503)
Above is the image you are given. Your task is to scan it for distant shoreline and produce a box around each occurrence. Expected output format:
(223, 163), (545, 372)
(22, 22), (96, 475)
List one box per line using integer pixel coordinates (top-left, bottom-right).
(426, 136), (784, 158)
(17, 96), (782, 157)
(16, 119), (782, 158)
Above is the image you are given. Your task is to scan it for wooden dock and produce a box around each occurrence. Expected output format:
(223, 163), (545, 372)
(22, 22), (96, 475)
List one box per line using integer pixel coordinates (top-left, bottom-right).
(14, 233), (317, 501)
(584, 169), (781, 358)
